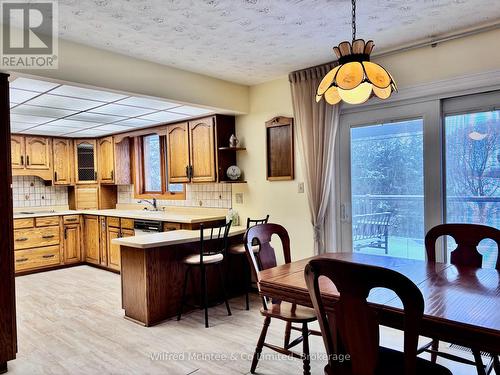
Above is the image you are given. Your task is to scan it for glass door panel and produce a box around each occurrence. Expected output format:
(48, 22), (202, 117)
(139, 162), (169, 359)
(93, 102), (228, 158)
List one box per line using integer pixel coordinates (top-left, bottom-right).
(445, 110), (500, 267)
(350, 119), (425, 259)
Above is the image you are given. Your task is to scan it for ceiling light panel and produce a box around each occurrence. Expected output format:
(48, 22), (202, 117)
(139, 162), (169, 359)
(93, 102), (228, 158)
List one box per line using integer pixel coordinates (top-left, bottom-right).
(50, 85), (128, 102)
(10, 77), (59, 92)
(11, 104), (77, 118)
(25, 124), (77, 133)
(10, 114), (54, 124)
(112, 118), (156, 128)
(11, 122), (36, 131)
(48, 118), (103, 129)
(116, 96), (180, 110)
(139, 111), (188, 123)
(67, 112), (126, 123)
(90, 103), (155, 117)
(10, 89), (41, 103)
(169, 106), (214, 116)
(27, 94), (103, 111)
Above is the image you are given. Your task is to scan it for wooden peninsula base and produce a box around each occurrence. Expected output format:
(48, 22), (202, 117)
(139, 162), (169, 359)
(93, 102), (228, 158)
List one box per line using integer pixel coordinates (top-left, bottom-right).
(117, 227), (246, 326)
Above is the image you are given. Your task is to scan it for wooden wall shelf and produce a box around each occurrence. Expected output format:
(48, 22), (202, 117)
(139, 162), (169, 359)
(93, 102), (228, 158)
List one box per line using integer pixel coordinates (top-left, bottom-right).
(218, 147), (246, 151)
(219, 180), (247, 184)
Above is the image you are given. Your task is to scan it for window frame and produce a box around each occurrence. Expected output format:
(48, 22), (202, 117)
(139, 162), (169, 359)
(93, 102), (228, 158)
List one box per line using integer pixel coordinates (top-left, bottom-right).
(133, 133), (186, 200)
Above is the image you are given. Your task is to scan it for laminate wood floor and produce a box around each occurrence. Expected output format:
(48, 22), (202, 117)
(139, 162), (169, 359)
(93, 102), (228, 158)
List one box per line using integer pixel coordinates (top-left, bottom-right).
(9, 266), (493, 375)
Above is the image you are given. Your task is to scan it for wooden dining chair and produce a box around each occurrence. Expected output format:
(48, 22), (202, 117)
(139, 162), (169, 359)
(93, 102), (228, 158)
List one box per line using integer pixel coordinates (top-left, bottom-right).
(304, 257), (453, 375)
(244, 223), (320, 375)
(421, 223), (500, 375)
(228, 215), (269, 310)
(177, 221), (233, 328)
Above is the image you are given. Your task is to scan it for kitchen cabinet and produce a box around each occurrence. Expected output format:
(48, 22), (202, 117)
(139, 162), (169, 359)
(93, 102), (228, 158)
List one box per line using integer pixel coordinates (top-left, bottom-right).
(53, 138), (73, 185)
(25, 136), (51, 170)
(11, 135), (53, 180)
(11, 135), (25, 169)
(63, 223), (81, 264)
(83, 215), (100, 265)
(107, 226), (121, 271)
(75, 139), (98, 184)
(189, 117), (216, 182)
(98, 137), (114, 184)
(166, 123), (190, 183)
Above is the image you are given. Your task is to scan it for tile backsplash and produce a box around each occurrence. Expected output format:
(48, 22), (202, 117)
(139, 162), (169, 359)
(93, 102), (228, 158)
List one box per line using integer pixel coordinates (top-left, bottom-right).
(118, 184), (232, 209)
(13, 176), (68, 208)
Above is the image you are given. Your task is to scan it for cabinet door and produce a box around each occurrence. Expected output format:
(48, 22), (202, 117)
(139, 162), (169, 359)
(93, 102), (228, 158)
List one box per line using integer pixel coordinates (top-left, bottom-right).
(83, 215), (99, 264)
(11, 135), (25, 169)
(107, 226), (121, 271)
(166, 123), (190, 183)
(53, 138), (73, 185)
(98, 137), (115, 184)
(188, 117), (216, 182)
(25, 136), (51, 170)
(63, 224), (81, 264)
(75, 139), (98, 184)
(75, 185), (99, 210)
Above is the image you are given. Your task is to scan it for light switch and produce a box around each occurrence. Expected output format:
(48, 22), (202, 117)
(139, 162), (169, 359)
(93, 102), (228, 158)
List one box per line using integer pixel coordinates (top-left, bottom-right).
(298, 182), (304, 193)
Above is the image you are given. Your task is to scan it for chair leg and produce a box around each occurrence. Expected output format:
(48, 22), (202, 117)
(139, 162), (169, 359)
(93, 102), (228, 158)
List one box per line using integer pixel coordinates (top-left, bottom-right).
(177, 267), (190, 321)
(218, 264), (232, 316)
(245, 258), (251, 311)
(284, 321), (292, 349)
(430, 339), (439, 363)
(201, 266), (209, 328)
(472, 349), (487, 375)
(251, 317), (271, 374)
(302, 323), (311, 375)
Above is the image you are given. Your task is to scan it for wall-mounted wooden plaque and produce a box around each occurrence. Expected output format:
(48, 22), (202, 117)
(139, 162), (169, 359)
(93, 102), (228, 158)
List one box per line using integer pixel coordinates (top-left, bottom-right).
(265, 116), (294, 181)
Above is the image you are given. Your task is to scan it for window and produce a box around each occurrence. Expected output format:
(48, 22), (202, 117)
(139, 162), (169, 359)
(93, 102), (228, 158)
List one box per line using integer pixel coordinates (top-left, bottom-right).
(135, 134), (185, 199)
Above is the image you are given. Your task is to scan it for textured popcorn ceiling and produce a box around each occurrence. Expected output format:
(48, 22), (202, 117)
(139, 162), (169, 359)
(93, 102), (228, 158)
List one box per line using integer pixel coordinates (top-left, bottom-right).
(57, 0), (500, 85)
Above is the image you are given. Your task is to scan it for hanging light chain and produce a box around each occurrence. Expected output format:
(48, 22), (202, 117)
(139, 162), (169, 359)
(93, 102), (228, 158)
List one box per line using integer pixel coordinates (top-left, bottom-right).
(351, 0), (356, 43)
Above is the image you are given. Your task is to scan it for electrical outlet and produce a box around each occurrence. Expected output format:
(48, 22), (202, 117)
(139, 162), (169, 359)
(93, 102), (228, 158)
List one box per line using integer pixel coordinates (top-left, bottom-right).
(298, 182), (304, 193)
(235, 193), (243, 204)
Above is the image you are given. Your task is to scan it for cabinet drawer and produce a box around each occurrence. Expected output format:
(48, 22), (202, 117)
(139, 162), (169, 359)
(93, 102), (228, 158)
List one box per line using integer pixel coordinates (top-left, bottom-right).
(121, 218), (134, 230)
(14, 226), (60, 250)
(63, 215), (80, 224)
(15, 246), (61, 272)
(107, 217), (120, 228)
(35, 216), (60, 227)
(14, 218), (34, 229)
(163, 222), (181, 232)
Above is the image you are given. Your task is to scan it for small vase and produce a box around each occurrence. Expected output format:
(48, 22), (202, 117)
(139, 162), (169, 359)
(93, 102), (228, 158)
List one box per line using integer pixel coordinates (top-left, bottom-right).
(229, 134), (239, 148)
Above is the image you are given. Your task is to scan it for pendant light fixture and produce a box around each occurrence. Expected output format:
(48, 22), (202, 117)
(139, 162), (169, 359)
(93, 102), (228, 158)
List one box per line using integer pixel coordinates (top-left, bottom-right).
(316, 0), (397, 105)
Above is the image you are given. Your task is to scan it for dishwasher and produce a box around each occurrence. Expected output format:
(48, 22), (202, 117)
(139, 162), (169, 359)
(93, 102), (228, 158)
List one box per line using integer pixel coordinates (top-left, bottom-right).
(133, 219), (163, 236)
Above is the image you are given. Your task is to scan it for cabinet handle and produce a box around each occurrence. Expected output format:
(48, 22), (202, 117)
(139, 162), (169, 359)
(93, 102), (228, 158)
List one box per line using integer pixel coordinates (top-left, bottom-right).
(111, 170), (114, 180)
(42, 235), (55, 239)
(185, 165), (189, 178)
(189, 165), (194, 179)
(64, 228), (67, 239)
(16, 258), (28, 263)
(66, 218), (78, 222)
(54, 171), (58, 182)
(42, 254), (55, 259)
(15, 237), (28, 242)
(20, 155), (24, 166)
(94, 171), (97, 180)
(26, 155), (29, 165)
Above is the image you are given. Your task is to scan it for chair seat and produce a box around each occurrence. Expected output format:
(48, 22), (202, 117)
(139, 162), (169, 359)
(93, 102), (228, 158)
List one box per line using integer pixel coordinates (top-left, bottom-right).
(326, 346), (453, 375)
(228, 243), (259, 254)
(260, 302), (317, 323)
(182, 253), (224, 265)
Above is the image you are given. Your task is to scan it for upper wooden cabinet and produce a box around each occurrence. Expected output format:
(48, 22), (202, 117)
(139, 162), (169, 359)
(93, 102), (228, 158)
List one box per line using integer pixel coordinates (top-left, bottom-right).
(25, 136), (51, 170)
(11, 135), (25, 169)
(98, 137), (114, 184)
(53, 138), (73, 185)
(166, 123), (190, 183)
(189, 118), (216, 182)
(165, 116), (236, 184)
(11, 135), (53, 180)
(74, 139), (98, 184)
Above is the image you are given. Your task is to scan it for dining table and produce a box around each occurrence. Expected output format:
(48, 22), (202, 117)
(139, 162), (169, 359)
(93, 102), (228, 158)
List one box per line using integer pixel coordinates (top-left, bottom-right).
(258, 252), (500, 355)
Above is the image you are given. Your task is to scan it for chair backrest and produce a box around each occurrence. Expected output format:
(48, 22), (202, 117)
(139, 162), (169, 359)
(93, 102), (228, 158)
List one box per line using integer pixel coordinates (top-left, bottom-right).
(304, 258), (424, 375)
(425, 223), (500, 269)
(246, 215), (270, 229)
(199, 220), (232, 261)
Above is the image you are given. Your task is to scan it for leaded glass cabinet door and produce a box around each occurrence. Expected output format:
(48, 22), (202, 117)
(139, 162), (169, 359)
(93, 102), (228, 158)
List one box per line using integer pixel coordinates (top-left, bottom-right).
(75, 139), (97, 184)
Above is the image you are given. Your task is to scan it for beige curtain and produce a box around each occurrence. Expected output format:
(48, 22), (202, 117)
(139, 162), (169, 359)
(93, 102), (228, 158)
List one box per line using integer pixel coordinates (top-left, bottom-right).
(289, 63), (340, 254)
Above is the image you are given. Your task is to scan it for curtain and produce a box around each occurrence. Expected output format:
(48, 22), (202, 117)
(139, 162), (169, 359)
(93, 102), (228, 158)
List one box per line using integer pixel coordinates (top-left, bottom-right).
(289, 63), (340, 254)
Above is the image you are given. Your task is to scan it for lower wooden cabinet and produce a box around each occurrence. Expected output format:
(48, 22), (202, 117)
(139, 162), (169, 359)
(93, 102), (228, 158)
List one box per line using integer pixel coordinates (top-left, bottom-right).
(83, 215), (100, 265)
(106, 224), (134, 271)
(15, 246), (60, 272)
(63, 223), (81, 264)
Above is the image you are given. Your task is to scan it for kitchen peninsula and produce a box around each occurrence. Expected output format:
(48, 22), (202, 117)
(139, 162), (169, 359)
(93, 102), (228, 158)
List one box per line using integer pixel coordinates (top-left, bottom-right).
(112, 225), (246, 326)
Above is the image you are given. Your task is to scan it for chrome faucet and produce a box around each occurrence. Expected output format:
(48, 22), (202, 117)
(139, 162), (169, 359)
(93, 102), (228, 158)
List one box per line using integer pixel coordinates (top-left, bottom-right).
(138, 198), (159, 211)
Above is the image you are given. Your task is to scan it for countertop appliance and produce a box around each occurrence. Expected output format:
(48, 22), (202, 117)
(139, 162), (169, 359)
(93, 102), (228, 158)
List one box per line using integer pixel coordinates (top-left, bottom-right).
(133, 219), (163, 236)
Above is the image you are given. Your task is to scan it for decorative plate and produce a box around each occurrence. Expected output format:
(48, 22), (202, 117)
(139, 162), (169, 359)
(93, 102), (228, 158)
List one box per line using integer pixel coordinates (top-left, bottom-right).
(226, 165), (241, 180)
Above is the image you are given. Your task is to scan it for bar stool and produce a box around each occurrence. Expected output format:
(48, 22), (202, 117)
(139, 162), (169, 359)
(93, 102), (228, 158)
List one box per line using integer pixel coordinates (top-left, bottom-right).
(228, 215), (269, 310)
(177, 221), (232, 328)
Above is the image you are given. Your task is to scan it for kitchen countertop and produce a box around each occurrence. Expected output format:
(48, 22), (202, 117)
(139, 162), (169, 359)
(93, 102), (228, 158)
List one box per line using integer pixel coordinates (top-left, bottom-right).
(112, 225), (246, 249)
(13, 208), (227, 224)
